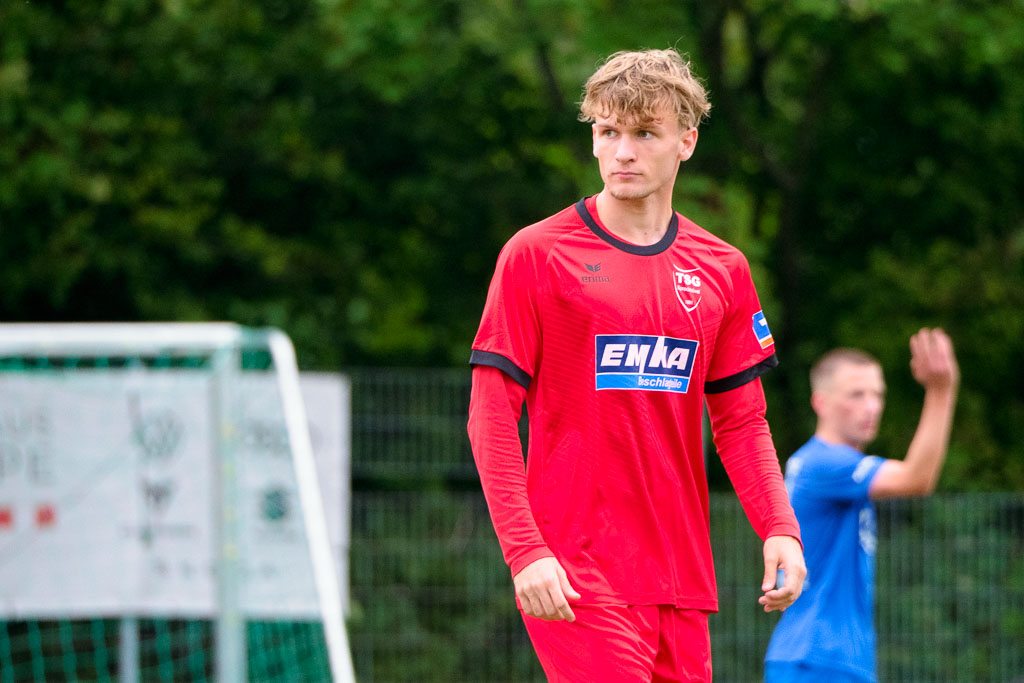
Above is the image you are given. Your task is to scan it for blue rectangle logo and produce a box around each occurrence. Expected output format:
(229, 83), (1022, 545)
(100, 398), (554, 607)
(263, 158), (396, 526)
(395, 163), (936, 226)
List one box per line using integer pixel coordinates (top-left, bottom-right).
(595, 334), (698, 393)
(752, 310), (774, 349)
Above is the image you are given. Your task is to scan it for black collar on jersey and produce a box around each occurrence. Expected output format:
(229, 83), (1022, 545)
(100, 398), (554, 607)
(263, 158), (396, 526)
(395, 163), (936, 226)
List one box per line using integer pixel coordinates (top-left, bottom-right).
(574, 197), (678, 255)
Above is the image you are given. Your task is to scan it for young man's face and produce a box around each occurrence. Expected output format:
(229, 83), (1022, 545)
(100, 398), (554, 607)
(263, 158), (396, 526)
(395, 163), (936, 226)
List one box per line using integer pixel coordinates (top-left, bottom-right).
(591, 104), (697, 202)
(813, 362), (886, 450)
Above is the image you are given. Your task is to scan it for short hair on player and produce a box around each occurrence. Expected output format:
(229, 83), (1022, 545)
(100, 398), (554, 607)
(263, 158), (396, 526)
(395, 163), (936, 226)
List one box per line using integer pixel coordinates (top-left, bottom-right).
(578, 48), (711, 131)
(810, 348), (881, 393)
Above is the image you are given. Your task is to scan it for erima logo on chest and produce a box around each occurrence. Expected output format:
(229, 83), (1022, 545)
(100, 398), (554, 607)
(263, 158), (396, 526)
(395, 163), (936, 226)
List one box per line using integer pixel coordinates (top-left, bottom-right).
(581, 262), (610, 283)
(595, 334), (699, 393)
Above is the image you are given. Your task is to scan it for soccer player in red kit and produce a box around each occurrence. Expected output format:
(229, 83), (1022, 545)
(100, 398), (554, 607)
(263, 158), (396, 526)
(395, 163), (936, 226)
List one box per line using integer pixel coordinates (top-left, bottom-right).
(467, 48), (806, 682)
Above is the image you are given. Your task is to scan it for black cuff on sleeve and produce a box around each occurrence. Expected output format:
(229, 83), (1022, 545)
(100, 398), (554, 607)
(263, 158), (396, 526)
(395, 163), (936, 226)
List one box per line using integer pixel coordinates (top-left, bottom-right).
(704, 353), (779, 394)
(469, 350), (531, 390)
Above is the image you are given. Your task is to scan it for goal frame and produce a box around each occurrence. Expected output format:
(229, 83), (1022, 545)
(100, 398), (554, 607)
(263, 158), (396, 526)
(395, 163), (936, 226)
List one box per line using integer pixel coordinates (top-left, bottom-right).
(0, 322), (355, 683)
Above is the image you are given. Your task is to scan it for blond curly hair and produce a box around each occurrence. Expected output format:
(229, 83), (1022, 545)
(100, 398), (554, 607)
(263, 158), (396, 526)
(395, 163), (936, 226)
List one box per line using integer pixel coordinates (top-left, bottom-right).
(579, 49), (711, 130)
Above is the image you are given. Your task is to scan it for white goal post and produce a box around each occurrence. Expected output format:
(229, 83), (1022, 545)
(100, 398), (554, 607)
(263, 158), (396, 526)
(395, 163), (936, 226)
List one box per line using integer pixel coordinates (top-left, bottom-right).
(0, 323), (356, 683)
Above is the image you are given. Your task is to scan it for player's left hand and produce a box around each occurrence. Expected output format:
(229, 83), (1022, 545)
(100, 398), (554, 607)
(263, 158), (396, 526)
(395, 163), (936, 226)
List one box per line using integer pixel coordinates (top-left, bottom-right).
(758, 535), (806, 613)
(909, 327), (959, 393)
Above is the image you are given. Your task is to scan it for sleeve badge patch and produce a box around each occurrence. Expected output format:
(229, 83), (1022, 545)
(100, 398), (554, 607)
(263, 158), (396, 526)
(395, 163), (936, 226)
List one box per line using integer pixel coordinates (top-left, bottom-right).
(752, 310), (774, 349)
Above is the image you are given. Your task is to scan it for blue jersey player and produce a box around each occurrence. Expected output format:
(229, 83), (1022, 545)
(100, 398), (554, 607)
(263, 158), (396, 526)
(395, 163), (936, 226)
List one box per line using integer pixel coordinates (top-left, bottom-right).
(764, 328), (959, 683)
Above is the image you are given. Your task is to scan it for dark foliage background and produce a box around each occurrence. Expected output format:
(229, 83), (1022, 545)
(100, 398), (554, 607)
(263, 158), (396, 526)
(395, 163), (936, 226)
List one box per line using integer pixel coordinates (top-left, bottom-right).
(2, 0), (1022, 489)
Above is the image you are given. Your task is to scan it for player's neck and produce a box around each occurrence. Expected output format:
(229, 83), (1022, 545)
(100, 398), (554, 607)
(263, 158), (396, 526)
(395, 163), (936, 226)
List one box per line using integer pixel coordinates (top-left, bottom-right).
(595, 190), (675, 247)
(814, 428), (866, 452)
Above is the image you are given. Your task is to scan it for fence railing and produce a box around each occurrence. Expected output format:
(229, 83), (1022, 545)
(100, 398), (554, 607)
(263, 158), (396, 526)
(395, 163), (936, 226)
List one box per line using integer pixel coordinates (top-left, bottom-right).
(348, 369), (1024, 682)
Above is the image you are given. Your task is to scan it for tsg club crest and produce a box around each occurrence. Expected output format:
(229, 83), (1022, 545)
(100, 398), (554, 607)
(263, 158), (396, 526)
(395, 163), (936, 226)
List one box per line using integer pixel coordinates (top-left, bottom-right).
(673, 265), (702, 312)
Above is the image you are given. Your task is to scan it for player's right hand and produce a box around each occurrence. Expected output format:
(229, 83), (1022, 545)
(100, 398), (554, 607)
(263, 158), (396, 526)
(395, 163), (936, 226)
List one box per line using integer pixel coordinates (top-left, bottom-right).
(513, 556), (581, 622)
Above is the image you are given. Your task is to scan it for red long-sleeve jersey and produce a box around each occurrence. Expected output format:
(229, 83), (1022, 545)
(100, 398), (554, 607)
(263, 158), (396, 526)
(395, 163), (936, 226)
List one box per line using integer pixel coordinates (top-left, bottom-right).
(468, 196), (799, 610)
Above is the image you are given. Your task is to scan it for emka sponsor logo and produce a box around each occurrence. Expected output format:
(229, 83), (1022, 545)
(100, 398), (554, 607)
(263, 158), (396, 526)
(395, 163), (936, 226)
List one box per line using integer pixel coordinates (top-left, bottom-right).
(595, 334), (698, 393)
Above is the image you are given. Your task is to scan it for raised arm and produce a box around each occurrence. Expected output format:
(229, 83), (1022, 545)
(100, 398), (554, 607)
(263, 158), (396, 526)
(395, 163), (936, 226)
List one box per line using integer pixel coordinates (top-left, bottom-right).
(869, 328), (959, 499)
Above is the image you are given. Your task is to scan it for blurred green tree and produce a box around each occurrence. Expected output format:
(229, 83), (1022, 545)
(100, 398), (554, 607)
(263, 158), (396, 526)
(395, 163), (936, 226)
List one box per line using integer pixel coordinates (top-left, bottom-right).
(1, 0), (1022, 490)
(682, 1), (1024, 487)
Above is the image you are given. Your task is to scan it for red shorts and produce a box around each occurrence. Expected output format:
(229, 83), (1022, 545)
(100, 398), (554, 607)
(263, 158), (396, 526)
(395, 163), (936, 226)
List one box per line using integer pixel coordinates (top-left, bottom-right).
(522, 604), (711, 682)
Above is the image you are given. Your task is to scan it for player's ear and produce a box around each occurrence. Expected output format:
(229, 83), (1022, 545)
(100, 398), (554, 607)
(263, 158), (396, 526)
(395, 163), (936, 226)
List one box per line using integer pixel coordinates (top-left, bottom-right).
(592, 123), (600, 158)
(678, 127), (698, 161)
(809, 391), (827, 418)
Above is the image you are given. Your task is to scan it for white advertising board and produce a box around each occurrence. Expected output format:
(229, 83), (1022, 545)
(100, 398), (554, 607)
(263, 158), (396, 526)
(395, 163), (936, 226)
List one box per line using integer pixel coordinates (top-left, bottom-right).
(0, 369), (349, 619)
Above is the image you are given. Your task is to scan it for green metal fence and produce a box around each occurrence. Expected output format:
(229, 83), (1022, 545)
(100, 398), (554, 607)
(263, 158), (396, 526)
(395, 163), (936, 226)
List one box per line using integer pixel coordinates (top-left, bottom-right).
(3, 368), (1018, 681)
(348, 369), (1024, 682)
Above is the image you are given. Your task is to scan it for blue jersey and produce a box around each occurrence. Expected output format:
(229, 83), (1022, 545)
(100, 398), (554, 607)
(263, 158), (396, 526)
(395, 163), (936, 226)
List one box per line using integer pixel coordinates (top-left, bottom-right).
(764, 437), (885, 683)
